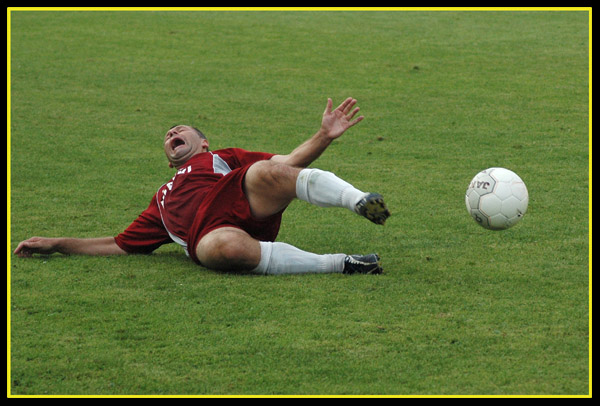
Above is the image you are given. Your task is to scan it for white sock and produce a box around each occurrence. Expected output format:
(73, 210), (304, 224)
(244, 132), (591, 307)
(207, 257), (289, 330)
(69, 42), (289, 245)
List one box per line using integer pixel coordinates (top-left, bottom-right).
(295, 168), (367, 212)
(251, 241), (346, 275)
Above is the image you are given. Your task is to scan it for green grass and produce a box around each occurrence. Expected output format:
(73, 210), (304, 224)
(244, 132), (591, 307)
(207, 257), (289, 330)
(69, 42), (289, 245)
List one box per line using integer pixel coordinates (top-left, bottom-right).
(9, 10), (589, 396)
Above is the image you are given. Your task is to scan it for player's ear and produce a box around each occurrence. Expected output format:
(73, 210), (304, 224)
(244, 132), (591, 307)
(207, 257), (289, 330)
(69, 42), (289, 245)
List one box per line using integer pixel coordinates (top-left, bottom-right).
(168, 162), (174, 168)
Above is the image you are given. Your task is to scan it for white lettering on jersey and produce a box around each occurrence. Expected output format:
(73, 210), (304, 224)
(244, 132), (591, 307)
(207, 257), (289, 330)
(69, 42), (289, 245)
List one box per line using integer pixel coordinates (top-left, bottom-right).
(156, 165), (194, 256)
(177, 165), (192, 175)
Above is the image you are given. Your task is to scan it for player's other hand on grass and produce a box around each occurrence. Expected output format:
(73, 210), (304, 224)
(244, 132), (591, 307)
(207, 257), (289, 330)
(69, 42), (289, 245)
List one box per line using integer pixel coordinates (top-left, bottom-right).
(320, 97), (364, 140)
(14, 237), (60, 257)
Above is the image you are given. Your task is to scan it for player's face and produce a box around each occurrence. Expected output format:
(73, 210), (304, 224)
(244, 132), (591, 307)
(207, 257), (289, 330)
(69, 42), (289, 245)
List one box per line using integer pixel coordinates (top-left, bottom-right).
(164, 125), (209, 168)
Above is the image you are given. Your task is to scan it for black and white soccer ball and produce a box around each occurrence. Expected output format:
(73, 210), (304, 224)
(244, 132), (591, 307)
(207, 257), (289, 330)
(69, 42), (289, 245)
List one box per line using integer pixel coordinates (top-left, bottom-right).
(465, 167), (529, 230)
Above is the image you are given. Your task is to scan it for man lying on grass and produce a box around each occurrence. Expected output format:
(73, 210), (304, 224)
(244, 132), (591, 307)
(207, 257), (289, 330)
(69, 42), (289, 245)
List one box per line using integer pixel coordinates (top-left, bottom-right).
(15, 98), (390, 275)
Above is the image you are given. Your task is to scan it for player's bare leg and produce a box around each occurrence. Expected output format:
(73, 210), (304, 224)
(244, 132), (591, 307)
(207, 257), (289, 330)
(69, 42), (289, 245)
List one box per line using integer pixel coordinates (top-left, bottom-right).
(195, 227), (262, 272)
(244, 160), (301, 219)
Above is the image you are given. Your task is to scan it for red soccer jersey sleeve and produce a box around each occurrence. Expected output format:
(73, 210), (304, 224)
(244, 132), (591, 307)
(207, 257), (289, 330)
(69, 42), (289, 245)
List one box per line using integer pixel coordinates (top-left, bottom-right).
(114, 194), (173, 254)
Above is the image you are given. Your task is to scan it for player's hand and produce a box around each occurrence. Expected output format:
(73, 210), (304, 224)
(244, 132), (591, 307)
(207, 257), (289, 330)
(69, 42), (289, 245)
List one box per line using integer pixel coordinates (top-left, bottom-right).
(320, 97), (364, 140)
(14, 237), (60, 257)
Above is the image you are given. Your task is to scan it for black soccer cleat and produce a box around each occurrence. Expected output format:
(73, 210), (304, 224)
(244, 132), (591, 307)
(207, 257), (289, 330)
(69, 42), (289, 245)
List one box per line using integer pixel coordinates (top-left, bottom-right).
(355, 193), (391, 225)
(343, 254), (383, 275)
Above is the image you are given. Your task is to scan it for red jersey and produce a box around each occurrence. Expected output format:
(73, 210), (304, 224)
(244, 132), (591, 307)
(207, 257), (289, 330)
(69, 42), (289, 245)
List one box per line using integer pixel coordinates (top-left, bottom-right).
(114, 148), (275, 258)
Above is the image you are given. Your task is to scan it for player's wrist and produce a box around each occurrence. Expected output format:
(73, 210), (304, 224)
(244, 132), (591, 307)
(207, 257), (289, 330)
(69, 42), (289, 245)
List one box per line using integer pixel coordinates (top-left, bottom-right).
(316, 128), (335, 142)
(53, 238), (70, 255)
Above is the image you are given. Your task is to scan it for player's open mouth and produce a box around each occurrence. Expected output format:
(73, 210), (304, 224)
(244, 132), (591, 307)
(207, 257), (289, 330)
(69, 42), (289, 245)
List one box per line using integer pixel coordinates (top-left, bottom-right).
(170, 137), (186, 152)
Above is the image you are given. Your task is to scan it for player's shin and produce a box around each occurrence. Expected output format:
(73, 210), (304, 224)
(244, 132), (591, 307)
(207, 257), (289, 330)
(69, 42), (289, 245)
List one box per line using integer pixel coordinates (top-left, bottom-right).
(295, 168), (367, 212)
(251, 241), (345, 275)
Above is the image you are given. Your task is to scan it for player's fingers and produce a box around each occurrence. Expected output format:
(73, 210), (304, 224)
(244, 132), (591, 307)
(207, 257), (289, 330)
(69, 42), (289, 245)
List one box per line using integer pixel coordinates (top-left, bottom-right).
(14, 241), (32, 257)
(347, 107), (360, 120)
(324, 98), (333, 114)
(343, 97), (357, 114)
(336, 97), (352, 113)
(348, 115), (365, 127)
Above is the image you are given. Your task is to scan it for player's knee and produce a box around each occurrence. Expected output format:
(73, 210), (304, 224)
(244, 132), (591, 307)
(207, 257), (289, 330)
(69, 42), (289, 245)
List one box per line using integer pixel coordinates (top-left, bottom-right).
(249, 160), (298, 191)
(244, 161), (300, 219)
(197, 233), (241, 266)
(196, 230), (258, 271)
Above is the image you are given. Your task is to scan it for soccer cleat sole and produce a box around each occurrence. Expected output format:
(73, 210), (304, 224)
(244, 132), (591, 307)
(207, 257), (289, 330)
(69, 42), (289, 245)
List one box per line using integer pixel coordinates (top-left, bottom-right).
(356, 193), (391, 225)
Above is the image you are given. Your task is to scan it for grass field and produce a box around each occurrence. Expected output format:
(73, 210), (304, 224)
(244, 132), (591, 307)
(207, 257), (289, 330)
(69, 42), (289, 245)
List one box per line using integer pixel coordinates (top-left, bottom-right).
(9, 9), (590, 396)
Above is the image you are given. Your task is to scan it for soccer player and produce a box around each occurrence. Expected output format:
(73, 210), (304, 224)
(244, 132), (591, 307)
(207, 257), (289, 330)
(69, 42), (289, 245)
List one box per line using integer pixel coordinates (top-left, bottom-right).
(14, 98), (390, 275)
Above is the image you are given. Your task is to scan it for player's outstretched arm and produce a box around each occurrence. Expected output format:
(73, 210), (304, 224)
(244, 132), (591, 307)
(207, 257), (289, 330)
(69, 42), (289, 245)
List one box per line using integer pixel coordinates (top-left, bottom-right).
(271, 97), (364, 168)
(14, 236), (127, 258)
